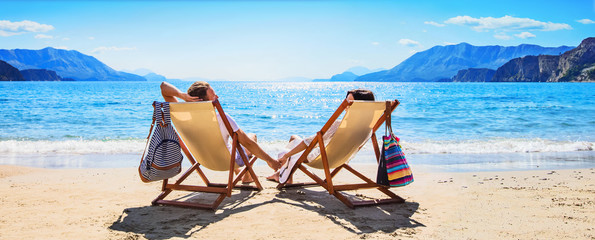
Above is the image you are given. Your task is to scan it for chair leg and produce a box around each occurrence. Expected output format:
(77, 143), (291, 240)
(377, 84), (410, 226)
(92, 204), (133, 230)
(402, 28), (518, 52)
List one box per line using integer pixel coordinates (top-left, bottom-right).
(152, 162), (262, 210)
(278, 164), (406, 208)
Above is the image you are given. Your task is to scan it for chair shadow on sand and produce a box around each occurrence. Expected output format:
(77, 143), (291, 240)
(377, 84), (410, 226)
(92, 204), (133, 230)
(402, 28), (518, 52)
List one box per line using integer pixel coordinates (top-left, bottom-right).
(273, 187), (424, 234)
(109, 187), (423, 239)
(109, 189), (275, 240)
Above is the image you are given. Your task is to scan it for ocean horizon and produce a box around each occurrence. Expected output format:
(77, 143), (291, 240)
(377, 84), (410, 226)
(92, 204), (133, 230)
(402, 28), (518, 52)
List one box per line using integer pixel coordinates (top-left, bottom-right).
(0, 81), (593, 171)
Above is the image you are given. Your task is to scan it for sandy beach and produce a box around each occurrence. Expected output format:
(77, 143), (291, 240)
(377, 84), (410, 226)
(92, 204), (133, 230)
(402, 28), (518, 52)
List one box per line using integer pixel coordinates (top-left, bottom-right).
(0, 164), (593, 239)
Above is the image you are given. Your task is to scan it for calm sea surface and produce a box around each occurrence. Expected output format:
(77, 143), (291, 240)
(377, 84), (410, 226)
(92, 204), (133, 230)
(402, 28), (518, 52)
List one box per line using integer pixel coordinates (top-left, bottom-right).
(0, 81), (593, 170)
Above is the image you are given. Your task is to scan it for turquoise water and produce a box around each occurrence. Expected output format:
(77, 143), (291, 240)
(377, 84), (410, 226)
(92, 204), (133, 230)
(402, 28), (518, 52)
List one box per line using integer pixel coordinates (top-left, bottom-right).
(0, 81), (593, 170)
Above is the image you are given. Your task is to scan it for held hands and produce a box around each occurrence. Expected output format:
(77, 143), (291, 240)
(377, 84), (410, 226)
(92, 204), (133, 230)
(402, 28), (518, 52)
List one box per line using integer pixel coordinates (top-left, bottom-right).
(266, 159), (281, 171)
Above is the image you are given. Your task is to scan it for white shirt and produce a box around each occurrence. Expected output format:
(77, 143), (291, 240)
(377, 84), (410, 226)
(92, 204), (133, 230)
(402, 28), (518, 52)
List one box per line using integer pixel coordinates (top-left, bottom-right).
(216, 112), (240, 151)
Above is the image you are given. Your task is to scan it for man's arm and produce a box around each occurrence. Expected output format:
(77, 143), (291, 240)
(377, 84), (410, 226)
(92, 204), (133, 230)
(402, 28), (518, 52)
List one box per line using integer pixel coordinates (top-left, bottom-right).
(236, 129), (280, 170)
(160, 82), (200, 102)
(278, 141), (307, 164)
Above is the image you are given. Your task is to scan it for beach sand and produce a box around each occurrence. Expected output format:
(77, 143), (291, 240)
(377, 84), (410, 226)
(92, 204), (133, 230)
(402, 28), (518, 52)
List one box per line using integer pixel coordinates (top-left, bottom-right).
(0, 164), (593, 239)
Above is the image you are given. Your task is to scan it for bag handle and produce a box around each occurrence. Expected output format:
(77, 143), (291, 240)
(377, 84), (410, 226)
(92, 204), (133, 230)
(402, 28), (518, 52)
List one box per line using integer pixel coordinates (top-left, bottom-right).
(153, 101), (171, 127)
(384, 101), (393, 136)
(161, 102), (172, 125)
(140, 102), (160, 169)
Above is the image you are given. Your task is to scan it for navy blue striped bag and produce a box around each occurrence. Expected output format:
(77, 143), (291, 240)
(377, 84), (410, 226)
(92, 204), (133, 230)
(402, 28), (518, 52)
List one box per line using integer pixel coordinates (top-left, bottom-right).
(139, 101), (183, 182)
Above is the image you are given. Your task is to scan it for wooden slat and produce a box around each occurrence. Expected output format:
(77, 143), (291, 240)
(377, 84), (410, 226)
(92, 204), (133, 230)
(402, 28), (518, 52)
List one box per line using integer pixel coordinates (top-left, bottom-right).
(318, 133), (334, 195)
(166, 184), (228, 193)
(330, 165), (343, 178)
(351, 198), (404, 207)
(371, 133), (381, 163)
(228, 133), (238, 197)
(281, 182), (319, 188)
(333, 183), (379, 191)
(154, 199), (217, 210)
(208, 183), (260, 190)
(332, 192), (355, 209)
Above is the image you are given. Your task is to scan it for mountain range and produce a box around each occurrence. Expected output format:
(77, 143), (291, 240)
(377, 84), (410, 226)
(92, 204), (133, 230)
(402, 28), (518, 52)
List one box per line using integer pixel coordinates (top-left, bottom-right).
(0, 47), (145, 81)
(355, 43), (574, 82)
(313, 66), (386, 82)
(1, 38), (593, 82)
(491, 37), (595, 82)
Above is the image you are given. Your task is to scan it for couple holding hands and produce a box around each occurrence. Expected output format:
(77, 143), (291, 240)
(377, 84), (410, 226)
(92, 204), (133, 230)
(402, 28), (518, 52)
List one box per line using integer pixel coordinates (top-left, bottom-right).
(160, 81), (376, 184)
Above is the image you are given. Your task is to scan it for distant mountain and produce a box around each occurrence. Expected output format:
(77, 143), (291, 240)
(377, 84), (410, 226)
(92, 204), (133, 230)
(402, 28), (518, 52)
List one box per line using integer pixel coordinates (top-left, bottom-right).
(143, 72), (167, 81)
(313, 66), (386, 82)
(0, 47), (146, 81)
(330, 71), (358, 81)
(21, 69), (62, 81)
(355, 43), (574, 82)
(313, 71), (358, 82)
(451, 68), (496, 82)
(492, 37), (595, 82)
(0, 60), (25, 81)
(121, 68), (185, 82)
(344, 66), (385, 76)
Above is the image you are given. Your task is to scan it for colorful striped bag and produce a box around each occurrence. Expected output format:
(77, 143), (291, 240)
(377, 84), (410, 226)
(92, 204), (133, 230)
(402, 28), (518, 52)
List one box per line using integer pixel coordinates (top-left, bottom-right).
(377, 102), (413, 187)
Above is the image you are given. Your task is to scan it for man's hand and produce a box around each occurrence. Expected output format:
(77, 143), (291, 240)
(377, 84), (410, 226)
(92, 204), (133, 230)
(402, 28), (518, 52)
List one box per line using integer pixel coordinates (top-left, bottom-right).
(180, 93), (201, 102)
(266, 159), (281, 171)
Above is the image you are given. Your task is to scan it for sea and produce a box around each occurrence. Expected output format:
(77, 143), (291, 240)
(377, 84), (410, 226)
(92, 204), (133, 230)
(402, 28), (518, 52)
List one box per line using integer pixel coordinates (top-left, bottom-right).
(0, 81), (593, 172)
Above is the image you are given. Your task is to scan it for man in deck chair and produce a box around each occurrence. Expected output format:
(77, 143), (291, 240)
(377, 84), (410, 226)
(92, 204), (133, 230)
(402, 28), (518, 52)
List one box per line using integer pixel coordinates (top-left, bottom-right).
(160, 81), (280, 182)
(269, 89), (375, 183)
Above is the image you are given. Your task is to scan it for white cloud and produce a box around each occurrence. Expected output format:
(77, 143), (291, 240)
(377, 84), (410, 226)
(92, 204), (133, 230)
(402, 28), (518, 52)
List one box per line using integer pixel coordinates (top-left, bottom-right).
(92, 46), (137, 53)
(424, 21), (445, 27)
(577, 19), (595, 24)
(515, 32), (536, 39)
(35, 34), (53, 39)
(445, 15), (572, 32)
(88, 36), (95, 40)
(54, 46), (69, 50)
(494, 33), (512, 40)
(371, 42), (380, 45)
(0, 30), (22, 37)
(0, 20), (54, 37)
(443, 42), (457, 45)
(398, 39), (421, 47)
(62, 37), (70, 41)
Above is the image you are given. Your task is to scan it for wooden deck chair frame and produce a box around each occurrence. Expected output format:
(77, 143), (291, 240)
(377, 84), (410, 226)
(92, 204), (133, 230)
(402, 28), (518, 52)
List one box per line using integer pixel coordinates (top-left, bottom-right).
(152, 99), (262, 210)
(276, 99), (405, 208)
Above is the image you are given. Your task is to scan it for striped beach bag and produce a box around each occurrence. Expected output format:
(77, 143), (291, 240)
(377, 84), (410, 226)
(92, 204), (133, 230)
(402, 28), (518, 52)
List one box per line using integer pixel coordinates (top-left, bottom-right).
(377, 102), (413, 187)
(138, 101), (183, 182)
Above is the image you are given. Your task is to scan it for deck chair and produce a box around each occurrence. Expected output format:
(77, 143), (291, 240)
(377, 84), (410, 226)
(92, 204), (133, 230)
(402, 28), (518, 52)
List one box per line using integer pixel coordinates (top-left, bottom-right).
(151, 100), (262, 210)
(277, 99), (405, 208)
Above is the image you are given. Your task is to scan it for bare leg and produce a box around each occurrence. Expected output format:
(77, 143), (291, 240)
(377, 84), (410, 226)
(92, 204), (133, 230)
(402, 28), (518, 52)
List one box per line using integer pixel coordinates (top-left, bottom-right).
(241, 133), (257, 183)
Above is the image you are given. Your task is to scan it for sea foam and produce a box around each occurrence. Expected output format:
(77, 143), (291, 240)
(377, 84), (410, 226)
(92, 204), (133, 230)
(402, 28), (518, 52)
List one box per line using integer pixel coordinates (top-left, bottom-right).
(0, 138), (592, 155)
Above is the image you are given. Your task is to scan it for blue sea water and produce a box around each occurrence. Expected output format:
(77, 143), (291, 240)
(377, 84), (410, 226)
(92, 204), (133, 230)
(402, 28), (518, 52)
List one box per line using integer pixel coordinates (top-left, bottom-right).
(0, 81), (593, 171)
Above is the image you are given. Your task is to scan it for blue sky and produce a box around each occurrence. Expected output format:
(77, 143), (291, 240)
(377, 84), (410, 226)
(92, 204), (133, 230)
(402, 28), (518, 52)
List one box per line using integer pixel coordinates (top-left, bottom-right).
(0, 0), (593, 81)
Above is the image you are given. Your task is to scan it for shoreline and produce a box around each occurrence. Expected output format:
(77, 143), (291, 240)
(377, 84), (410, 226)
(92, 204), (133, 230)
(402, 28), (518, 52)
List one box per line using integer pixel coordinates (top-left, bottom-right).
(1, 150), (593, 172)
(1, 164), (593, 239)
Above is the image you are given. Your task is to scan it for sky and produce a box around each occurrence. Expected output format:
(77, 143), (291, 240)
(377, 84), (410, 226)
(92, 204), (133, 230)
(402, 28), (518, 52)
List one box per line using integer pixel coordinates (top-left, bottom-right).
(0, 0), (593, 81)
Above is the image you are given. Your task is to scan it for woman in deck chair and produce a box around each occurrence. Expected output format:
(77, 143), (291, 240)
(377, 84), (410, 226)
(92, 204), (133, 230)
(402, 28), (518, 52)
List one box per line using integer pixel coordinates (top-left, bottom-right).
(268, 89), (376, 183)
(160, 81), (280, 182)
